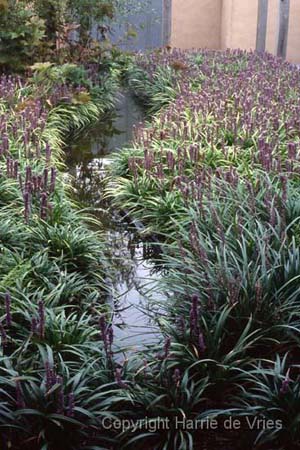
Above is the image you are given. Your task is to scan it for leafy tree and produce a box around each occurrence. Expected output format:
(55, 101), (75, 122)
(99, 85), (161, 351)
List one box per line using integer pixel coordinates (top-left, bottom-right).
(0, 0), (45, 70)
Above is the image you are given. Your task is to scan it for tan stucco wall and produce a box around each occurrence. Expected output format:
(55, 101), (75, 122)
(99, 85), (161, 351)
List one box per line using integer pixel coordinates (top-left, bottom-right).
(286, 0), (300, 62)
(221, 0), (258, 50)
(171, 0), (222, 49)
(170, 0), (300, 63)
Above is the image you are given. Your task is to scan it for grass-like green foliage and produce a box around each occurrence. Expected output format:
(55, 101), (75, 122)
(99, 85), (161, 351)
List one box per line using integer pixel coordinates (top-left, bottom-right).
(0, 69), (129, 449)
(3, 47), (300, 449)
(234, 355), (300, 449)
(111, 50), (300, 231)
(106, 49), (300, 449)
(0, 72), (114, 303)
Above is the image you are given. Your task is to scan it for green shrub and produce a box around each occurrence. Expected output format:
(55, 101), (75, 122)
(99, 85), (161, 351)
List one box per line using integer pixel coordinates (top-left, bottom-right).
(0, 0), (45, 71)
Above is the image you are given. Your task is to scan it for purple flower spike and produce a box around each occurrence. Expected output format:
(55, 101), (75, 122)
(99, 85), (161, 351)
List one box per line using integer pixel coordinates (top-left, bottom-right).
(108, 326), (114, 356)
(38, 300), (45, 339)
(25, 166), (32, 184)
(287, 142), (296, 159)
(43, 168), (48, 190)
(280, 368), (291, 395)
(45, 143), (51, 164)
(190, 294), (199, 334)
(172, 368), (181, 386)
(2, 134), (9, 153)
(115, 368), (128, 389)
(45, 361), (57, 391)
(23, 191), (31, 224)
(13, 161), (18, 179)
(163, 336), (171, 359)
(40, 192), (48, 220)
(45, 361), (52, 390)
(198, 332), (206, 353)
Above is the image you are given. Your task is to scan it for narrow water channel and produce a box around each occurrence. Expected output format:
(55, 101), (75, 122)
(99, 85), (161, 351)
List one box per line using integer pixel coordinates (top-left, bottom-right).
(66, 1), (164, 350)
(66, 91), (162, 350)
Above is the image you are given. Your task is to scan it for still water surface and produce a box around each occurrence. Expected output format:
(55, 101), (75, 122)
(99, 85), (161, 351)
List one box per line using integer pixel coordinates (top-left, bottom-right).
(66, 90), (162, 349)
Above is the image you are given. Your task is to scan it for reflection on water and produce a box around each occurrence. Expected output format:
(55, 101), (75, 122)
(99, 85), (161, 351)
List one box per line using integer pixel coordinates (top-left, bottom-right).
(90, 0), (163, 51)
(66, 91), (162, 350)
(106, 231), (162, 349)
(66, 92), (144, 213)
(112, 0), (163, 51)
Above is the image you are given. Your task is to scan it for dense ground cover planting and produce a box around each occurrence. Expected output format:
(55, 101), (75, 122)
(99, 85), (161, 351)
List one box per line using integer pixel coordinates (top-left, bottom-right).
(0, 68), (128, 449)
(0, 57), (238, 450)
(0, 63), (119, 297)
(2, 42), (300, 448)
(113, 49), (300, 228)
(107, 49), (300, 449)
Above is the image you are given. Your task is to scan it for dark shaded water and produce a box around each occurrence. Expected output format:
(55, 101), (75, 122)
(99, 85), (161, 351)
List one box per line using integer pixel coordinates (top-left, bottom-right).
(66, 91), (144, 216)
(66, 91), (162, 349)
